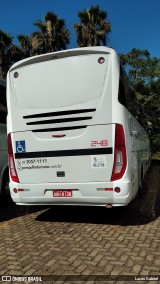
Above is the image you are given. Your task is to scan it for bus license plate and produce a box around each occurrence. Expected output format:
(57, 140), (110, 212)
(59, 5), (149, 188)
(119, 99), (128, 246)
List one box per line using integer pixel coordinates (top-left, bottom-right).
(53, 190), (72, 197)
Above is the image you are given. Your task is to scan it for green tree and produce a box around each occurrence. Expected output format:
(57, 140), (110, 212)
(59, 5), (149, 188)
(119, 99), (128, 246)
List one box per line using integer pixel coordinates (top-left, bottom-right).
(120, 48), (160, 154)
(17, 34), (32, 59)
(120, 48), (160, 84)
(0, 29), (21, 79)
(74, 5), (111, 47)
(31, 11), (70, 54)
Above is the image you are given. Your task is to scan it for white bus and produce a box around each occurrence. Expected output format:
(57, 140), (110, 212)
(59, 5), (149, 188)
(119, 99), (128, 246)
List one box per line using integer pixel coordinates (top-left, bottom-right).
(7, 47), (151, 207)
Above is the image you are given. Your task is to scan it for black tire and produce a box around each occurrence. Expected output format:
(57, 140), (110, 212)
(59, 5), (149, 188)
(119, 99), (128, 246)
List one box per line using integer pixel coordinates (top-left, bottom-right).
(1, 170), (13, 205)
(137, 166), (143, 198)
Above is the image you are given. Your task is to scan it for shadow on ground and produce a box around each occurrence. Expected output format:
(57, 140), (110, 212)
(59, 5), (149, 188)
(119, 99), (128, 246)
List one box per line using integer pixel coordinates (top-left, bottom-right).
(36, 164), (160, 226)
(0, 201), (47, 222)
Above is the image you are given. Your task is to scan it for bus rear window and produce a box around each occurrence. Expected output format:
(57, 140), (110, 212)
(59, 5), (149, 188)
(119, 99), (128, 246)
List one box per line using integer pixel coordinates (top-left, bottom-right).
(10, 54), (108, 109)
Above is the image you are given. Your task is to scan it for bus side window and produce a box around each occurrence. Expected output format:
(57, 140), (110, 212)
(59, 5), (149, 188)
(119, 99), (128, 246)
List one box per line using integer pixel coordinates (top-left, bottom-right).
(0, 111), (6, 124)
(119, 64), (137, 117)
(118, 77), (127, 108)
(126, 87), (137, 117)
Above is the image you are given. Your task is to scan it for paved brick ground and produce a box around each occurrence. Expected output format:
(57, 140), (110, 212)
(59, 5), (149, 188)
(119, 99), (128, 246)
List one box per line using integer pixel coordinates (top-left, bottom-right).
(0, 164), (160, 284)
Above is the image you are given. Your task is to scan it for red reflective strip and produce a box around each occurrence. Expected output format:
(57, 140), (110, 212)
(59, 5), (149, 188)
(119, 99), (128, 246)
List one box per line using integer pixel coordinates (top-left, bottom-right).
(52, 134), (66, 138)
(18, 189), (24, 192)
(105, 188), (113, 191)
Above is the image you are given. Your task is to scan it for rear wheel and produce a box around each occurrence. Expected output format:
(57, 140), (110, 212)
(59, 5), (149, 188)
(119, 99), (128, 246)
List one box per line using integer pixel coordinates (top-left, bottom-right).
(2, 170), (13, 205)
(137, 165), (143, 198)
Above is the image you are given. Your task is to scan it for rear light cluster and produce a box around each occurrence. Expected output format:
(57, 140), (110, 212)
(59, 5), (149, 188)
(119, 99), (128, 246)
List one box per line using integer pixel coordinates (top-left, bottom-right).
(111, 124), (127, 181)
(8, 133), (19, 183)
(97, 187), (121, 193)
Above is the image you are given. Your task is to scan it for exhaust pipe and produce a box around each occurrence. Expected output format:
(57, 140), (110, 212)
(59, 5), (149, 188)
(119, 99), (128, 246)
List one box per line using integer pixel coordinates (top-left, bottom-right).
(106, 204), (113, 208)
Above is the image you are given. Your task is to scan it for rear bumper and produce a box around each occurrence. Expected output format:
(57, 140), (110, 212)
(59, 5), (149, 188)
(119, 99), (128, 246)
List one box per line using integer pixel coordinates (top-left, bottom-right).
(9, 180), (134, 207)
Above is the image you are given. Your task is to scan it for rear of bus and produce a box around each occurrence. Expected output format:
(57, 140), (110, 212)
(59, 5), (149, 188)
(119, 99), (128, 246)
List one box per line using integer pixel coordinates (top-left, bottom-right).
(7, 47), (132, 207)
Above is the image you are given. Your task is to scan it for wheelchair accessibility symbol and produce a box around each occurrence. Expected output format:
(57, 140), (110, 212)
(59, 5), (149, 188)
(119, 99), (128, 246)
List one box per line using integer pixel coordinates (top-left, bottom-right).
(16, 140), (26, 153)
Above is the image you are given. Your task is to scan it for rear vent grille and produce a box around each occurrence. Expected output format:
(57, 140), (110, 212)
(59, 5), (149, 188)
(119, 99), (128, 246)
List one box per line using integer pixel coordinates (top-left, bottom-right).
(23, 108), (96, 119)
(26, 116), (92, 126)
(32, 125), (87, 133)
(23, 108), (96, 130)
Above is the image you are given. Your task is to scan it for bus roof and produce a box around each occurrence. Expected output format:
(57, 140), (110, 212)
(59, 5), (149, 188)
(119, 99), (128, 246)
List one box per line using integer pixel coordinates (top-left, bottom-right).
(8, 46), (116, 72)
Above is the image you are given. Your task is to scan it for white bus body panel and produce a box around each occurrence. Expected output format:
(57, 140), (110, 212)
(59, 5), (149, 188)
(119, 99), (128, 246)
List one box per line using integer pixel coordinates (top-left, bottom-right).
(7, 47), (150, 206)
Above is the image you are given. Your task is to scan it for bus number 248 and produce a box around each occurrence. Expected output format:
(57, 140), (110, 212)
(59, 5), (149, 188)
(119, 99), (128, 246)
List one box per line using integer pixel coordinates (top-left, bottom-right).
(91, 140), (108, 147)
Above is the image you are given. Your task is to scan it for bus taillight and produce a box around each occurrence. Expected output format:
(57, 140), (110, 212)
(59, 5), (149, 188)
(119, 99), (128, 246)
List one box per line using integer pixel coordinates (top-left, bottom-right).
(111, 124), (127, 181)
(8, 133), (19, 183)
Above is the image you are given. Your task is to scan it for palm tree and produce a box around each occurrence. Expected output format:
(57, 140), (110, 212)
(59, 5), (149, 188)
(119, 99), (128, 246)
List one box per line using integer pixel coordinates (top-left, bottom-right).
(74, 5), (111, 47)
(17, 34), (32, 59)
(0, 30), (21, 79)
(0, 30), (13, 78)
(31, 11), (70, 54)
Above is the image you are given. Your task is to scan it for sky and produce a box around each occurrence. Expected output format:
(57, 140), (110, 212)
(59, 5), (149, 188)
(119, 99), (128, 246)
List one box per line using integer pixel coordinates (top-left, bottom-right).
(0, 0), (160, 58)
